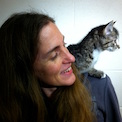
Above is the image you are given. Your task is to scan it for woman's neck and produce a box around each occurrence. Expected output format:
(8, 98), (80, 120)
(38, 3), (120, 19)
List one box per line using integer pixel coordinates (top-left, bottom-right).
(41, 87), (57, 97)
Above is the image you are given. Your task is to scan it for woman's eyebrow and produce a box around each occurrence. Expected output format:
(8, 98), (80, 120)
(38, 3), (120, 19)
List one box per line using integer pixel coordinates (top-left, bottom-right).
(47, 46), (59, 55)
(42, 46), (59, 59)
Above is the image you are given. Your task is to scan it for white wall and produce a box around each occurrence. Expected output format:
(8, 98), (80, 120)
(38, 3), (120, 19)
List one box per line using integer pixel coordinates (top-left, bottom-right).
(0, 0), (122, 113)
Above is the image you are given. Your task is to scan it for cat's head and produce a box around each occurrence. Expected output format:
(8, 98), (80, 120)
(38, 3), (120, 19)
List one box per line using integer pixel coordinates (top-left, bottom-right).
(100, 21), (120, 51)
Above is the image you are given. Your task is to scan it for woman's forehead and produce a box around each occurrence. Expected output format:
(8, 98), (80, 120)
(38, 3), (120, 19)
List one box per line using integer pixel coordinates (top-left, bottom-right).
(37, 22), (63, 57)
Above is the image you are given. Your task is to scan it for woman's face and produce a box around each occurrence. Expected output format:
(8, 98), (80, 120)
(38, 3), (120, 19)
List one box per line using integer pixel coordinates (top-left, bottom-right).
(34, 22), (76, 87)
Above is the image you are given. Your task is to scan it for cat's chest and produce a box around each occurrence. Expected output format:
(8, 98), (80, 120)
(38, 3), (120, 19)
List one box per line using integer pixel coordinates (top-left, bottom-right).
(92, 49), (101, 64)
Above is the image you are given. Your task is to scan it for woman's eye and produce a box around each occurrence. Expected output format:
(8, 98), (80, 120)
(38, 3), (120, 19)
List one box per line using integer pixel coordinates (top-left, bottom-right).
(51, 52), (59, 60)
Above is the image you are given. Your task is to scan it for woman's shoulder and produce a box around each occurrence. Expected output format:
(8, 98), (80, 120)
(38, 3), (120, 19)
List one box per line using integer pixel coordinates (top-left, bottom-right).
(83, 73), (122, 122)
(83, 73), (111, 93)
(83, 73), (115, 111)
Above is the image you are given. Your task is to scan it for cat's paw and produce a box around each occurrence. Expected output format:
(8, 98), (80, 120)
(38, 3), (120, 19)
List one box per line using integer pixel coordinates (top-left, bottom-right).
(88, 69), (104, 78)
(101, 73), (106, 78)
(88, 73), (103, 78)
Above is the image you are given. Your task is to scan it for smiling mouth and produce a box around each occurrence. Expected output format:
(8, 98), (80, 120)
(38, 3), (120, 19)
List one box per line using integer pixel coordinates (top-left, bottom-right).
(64, 67), (71, 73)
(61, 67), (72, 74)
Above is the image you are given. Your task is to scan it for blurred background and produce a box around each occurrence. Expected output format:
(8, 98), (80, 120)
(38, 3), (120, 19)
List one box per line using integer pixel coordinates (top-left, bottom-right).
(0, 0), (122, 115)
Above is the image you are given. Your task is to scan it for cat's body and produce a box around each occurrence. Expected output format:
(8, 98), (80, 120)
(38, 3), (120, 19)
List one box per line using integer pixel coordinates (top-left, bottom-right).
(68, 21), (120, 78)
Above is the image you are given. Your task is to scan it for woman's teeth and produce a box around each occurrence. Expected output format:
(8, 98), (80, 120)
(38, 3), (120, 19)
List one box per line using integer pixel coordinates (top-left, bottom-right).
(64, 67), (71, 73)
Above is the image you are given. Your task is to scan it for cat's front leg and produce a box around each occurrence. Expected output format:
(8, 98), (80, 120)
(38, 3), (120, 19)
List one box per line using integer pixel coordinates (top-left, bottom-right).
(88, 68), (106, 78)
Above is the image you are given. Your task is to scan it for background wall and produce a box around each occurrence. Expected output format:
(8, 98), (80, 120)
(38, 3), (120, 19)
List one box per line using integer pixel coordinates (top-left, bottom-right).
(0, 0), (122, 115)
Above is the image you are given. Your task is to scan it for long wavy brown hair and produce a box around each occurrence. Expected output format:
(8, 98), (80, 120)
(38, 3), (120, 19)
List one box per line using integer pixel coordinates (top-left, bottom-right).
(0, 12), (95, 122)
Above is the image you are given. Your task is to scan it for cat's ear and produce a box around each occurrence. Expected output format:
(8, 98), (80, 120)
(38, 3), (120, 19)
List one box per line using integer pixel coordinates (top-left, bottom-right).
(103, 21), (116, 36)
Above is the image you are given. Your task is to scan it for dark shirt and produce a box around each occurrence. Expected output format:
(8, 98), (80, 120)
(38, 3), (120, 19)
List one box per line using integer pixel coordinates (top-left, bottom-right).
(84, 73), (122, 122)
(42, 73), (122, 122)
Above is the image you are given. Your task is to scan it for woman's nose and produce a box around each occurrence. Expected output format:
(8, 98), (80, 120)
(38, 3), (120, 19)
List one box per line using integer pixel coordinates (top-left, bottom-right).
(62, 47), (75, 63)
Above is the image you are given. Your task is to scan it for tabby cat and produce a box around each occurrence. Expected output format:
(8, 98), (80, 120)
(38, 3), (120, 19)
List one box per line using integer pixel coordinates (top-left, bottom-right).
(68, 21), (120, 78)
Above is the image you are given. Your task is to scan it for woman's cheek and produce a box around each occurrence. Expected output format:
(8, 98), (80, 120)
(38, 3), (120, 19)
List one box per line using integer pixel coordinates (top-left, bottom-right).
(47, 60), (62, 74)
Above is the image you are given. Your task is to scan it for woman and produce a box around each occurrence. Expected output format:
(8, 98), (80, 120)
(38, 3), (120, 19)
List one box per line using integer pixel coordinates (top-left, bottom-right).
(0, 12), (121, 122)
